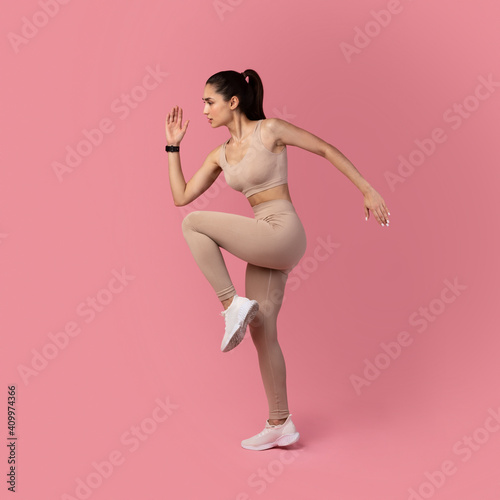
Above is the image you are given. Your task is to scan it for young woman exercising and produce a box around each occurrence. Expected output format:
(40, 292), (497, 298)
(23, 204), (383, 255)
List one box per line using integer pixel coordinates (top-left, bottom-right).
(166, 69), (390, 451)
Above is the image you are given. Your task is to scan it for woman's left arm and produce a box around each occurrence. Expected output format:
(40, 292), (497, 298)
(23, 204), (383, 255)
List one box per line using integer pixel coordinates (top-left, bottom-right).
(267, 118), (390, 227)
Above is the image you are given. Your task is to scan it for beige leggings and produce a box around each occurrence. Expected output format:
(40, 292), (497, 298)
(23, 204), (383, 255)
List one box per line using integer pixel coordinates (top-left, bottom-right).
(181, 199), (307, 420)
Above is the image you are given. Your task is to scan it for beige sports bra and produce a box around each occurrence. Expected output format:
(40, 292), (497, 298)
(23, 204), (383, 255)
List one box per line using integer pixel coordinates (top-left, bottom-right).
(219, 119), (288, 198)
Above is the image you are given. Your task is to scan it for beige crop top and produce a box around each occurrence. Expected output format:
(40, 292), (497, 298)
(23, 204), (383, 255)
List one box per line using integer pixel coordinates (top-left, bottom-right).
(219, 119), (287, 198)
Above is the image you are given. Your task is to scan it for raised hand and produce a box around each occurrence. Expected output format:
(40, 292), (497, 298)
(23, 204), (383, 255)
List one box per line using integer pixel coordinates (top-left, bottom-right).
(165, 105), (190, 146)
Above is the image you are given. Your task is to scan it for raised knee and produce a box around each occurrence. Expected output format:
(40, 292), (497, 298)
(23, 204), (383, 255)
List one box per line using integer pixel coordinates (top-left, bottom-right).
(181, 211), (201, 233)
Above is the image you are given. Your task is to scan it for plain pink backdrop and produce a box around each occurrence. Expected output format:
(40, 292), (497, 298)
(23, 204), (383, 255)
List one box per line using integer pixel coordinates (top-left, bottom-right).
(2, 0), (500, 499)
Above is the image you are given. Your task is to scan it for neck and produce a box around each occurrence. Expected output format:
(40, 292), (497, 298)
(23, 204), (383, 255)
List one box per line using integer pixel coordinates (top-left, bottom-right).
(226, 115), (256, 143)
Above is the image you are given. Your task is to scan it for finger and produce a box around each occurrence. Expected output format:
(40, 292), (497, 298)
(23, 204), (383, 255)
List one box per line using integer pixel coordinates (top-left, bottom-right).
(378, 209), (389, 226)
(372, 208), (382, 226)
(381, 206), (390, 224)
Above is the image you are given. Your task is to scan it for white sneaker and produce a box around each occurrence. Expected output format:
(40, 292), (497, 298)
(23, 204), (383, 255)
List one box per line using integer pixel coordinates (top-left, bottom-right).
(241, 414), (300, 451)
(220, 294), (259, 353)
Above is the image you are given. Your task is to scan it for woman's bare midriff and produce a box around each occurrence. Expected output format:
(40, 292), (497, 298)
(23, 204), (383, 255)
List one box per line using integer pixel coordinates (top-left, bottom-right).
(247, 183), (292, 207)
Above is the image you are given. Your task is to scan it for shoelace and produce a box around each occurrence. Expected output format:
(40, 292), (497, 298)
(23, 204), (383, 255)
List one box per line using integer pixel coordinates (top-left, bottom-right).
(256, 426), (285, 438)
(254, 427), (274, 437)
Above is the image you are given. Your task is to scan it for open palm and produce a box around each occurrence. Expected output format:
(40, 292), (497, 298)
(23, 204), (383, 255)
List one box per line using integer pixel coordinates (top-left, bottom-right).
(165, 105), (190, 145)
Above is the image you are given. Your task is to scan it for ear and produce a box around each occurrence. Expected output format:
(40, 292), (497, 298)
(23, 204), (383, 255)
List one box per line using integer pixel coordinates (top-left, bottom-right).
(230, 96), (239, 109)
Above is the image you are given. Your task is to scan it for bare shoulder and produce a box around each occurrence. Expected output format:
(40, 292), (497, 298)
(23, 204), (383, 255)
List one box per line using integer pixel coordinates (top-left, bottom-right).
(260, 118), (289, 152)
(262, 117), (330, 156)
(261, 117), (286, 136)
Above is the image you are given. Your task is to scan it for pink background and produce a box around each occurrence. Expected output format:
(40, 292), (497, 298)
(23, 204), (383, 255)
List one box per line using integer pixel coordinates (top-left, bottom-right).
(2, 0), (500, 499)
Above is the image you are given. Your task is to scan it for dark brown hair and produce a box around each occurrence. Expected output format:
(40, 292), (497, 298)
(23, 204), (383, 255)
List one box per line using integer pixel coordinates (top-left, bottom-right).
(205, 69), (265, 120)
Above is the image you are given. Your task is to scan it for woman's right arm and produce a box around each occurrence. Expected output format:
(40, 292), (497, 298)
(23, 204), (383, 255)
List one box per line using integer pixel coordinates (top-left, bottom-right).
(166, 106), (222, 207)
(168, 146), (222, 206)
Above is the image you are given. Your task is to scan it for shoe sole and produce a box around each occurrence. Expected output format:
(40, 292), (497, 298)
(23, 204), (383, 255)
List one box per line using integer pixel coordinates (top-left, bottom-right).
(241, 432), (300, 451)
(221, 300), (259, 353)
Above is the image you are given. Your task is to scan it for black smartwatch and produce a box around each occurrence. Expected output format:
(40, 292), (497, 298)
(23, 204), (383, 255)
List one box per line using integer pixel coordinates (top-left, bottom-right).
(165, 145), (180, 152)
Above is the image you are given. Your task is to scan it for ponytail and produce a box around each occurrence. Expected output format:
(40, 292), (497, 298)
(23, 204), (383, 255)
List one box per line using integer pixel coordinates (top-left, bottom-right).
(241, 69), (265, 120)
(205, 69), (266, 120)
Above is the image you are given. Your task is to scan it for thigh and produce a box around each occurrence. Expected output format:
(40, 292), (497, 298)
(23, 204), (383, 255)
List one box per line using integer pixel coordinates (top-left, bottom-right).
(182, 210), (296, 271)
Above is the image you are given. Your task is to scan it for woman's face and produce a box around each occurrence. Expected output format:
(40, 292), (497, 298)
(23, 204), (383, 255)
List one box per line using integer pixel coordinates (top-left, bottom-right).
(202, 84), (236, 127)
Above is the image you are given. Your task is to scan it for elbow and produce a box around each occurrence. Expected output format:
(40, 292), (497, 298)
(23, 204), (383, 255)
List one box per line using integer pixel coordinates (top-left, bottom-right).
(173, 191), (187, 207)
(322, 142), (333, 157)
(174, 186), (189, 207)
(322, 142), (338, 160)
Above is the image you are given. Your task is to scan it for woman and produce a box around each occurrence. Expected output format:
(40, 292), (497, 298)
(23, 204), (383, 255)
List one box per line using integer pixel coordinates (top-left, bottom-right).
(165, 69), (390, 451)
